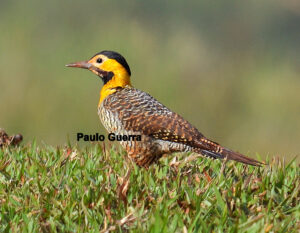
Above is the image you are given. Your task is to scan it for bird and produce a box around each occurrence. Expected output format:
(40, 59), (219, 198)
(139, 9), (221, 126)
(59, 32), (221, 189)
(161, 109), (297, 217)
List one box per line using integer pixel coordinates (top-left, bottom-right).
(66, 51), (263, 168)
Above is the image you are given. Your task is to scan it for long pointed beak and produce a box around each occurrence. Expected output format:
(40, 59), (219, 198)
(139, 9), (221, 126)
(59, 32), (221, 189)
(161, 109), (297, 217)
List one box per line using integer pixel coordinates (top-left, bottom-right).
(65, 60), (92, 69)
(66, 59), (112, 80)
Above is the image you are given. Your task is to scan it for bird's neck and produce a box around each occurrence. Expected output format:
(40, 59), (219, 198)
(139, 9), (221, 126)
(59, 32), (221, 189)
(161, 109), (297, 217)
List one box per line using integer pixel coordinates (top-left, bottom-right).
(98, 72), (131, 106)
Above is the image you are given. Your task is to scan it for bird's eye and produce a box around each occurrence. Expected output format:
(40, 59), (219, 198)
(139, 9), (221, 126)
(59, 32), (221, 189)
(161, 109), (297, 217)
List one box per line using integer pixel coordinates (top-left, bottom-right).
(96, 58), (103, 63)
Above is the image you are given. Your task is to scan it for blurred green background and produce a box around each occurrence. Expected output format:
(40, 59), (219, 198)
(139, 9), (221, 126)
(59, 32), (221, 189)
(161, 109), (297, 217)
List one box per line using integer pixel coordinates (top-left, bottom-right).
(0, 0), (299, 160)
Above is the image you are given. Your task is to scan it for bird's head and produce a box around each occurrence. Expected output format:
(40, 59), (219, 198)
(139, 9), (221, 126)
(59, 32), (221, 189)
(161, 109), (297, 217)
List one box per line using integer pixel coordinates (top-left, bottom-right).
(66, 50), (131, 87)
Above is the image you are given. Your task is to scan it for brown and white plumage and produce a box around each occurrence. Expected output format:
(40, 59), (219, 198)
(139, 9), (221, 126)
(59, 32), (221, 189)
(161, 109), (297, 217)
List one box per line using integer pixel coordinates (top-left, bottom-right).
(99, 87), (262, 167)
(67, 50), (264, 168)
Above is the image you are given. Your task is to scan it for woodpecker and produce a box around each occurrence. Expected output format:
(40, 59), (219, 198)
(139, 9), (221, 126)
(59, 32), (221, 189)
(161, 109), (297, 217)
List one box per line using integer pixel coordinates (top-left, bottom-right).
(66, 51), (263, 168)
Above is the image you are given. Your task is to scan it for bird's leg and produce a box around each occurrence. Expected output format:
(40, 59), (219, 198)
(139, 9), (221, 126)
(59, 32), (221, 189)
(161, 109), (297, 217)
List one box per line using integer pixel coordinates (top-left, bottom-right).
(117, 154), (133, 205)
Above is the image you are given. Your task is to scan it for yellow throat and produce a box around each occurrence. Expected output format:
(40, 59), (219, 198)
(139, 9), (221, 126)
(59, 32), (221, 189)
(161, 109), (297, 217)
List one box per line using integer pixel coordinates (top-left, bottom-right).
(98, 59), (131, 105)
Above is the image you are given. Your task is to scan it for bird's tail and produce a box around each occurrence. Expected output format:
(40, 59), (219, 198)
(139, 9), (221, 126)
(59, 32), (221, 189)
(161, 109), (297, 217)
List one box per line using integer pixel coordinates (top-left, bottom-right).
(192, 137), (264, 166)
(201, 148), (264, 166)
(203, 148), (265, 166)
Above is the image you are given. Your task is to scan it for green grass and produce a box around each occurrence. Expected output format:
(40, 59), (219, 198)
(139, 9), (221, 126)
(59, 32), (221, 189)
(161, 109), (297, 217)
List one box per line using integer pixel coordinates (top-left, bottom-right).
(0, 143), (299, 232)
